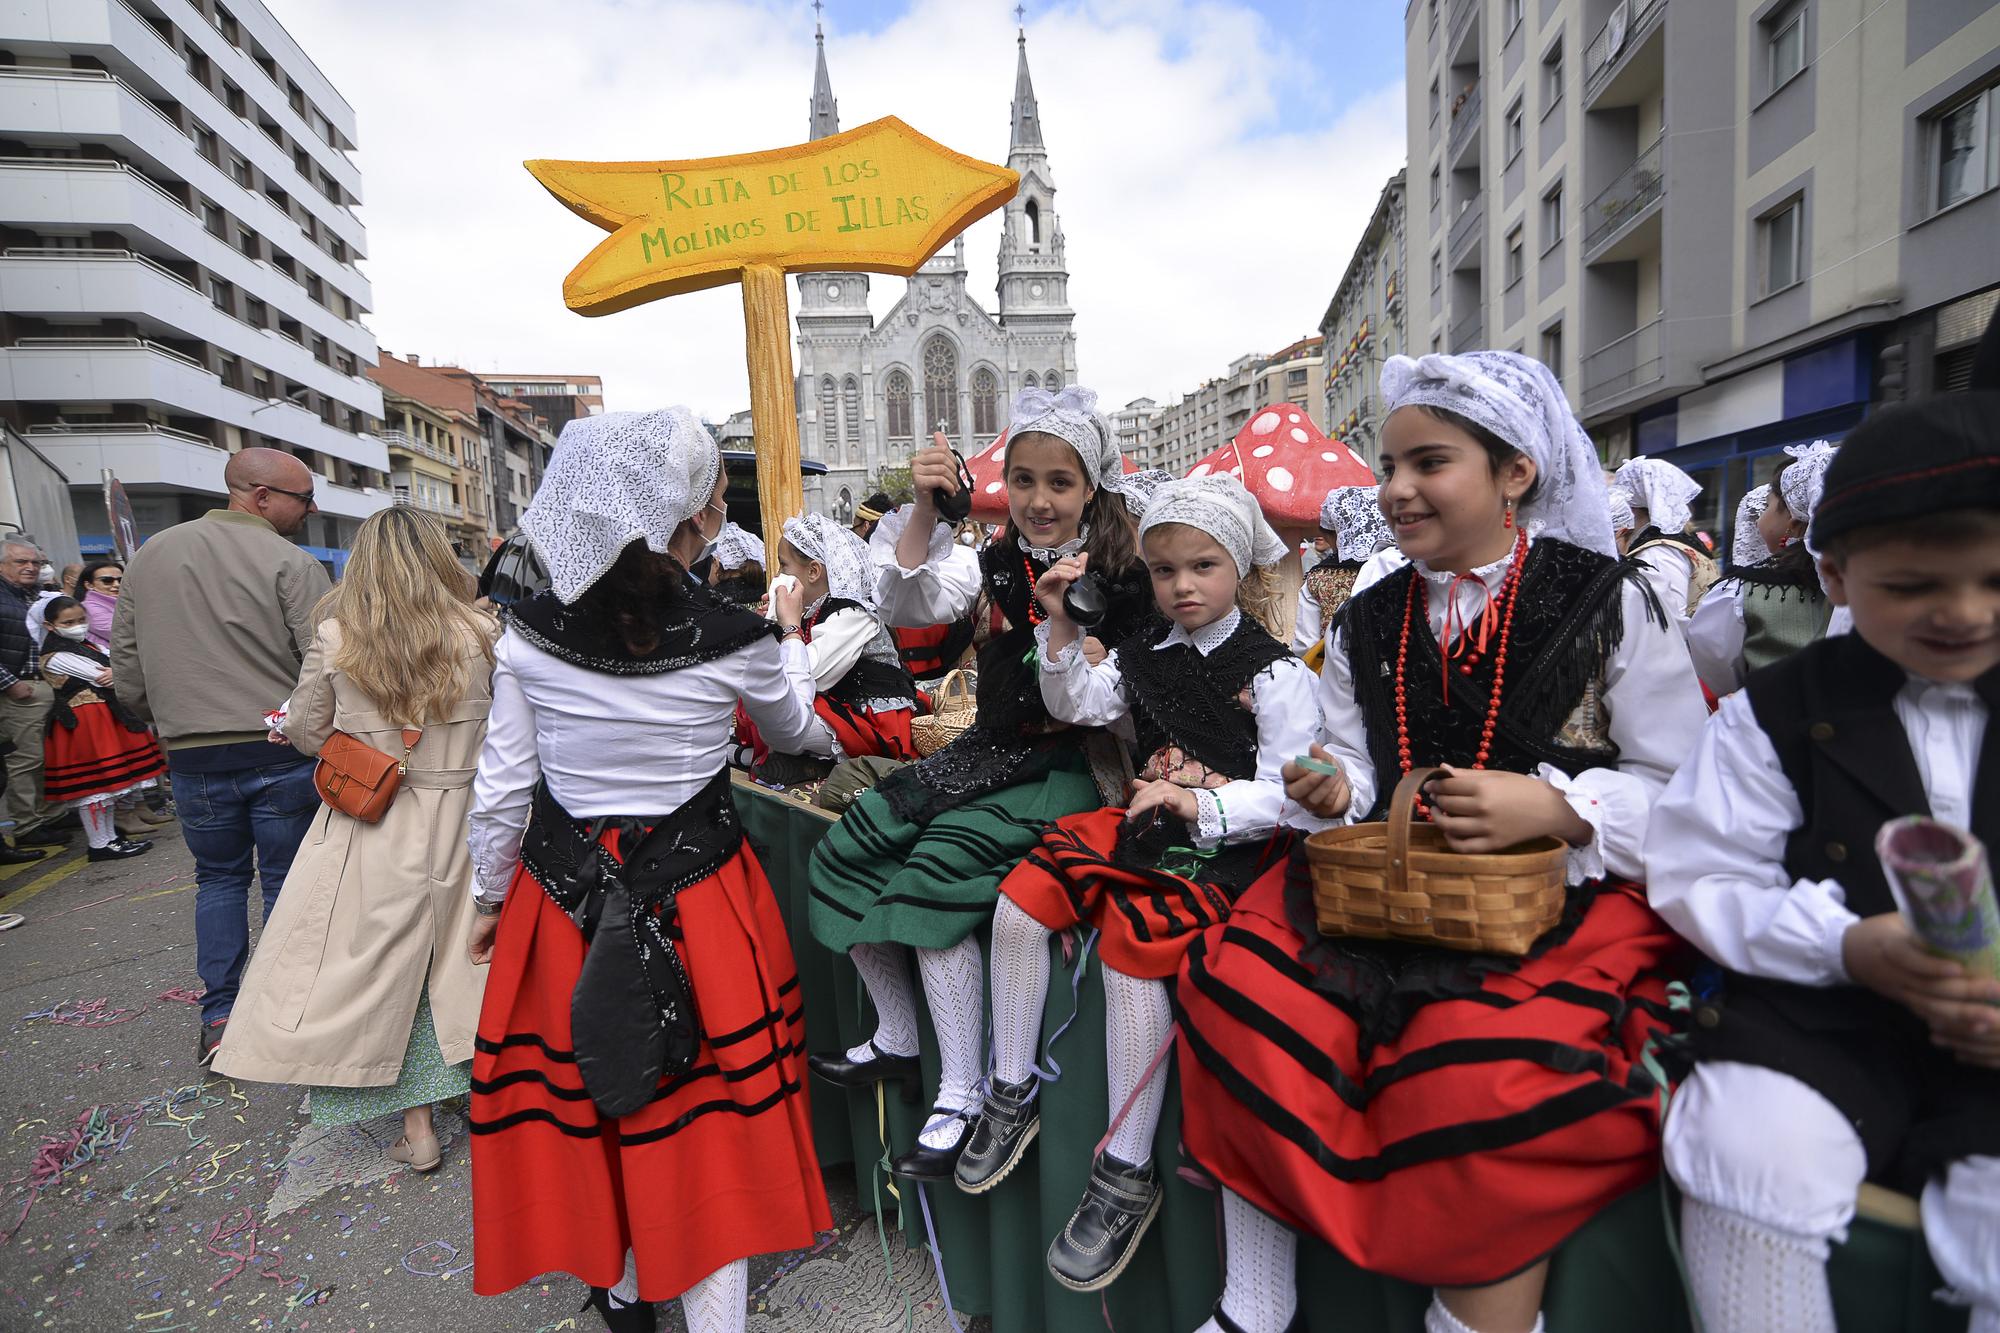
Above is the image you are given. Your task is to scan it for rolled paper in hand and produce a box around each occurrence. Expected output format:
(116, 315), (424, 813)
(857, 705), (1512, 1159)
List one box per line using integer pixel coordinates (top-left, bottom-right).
(1875, 815), (2000, 983)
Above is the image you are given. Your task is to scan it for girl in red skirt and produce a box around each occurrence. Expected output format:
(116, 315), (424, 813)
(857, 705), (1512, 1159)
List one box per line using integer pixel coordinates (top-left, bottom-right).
(39, 597), (162, 861)
(1175, 351), (1710, 1333)
(963, 474), (1326, 1293)
(465, 407), (831, 1333)
(768, 512), (918, 761)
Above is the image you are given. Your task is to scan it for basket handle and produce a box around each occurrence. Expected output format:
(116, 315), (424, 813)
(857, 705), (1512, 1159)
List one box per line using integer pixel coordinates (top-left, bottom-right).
(1385, 766), (1448, 894)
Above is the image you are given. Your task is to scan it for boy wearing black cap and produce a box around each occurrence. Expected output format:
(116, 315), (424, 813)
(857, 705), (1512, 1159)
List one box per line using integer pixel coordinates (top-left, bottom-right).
(1645, 384), (2000, 1333)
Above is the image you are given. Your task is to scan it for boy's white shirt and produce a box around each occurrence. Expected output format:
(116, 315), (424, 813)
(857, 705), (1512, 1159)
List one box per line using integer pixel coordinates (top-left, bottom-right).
(1645, 675), (1987, 986)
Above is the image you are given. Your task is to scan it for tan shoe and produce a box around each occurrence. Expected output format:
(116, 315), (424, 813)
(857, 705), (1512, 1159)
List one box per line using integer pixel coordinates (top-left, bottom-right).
(389, 1132), (442, 1172)
(116, 812), (155, 839)
(136, 806), (176, 826)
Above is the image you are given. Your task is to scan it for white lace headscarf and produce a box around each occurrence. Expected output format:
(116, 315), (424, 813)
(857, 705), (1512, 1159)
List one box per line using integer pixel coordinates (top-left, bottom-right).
(1607, 491), (1636, 536)
(711, 521), (765, 572)
(1006, 386), (1151, 515)
(522, 407), (722, 604)
(1777, 439), (1838, 524)
(1732, 485), (1773, 566)
(1139, 474), (1288, 577)
(1320, 485), (1394, 562)
(1611, 456), (1702, 536)
(780, 512), (878, 609)
(1380, 351), (1616, 557)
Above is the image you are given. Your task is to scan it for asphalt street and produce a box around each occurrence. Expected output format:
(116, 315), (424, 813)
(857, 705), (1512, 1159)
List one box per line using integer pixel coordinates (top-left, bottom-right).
(0, 825), (968, 1333)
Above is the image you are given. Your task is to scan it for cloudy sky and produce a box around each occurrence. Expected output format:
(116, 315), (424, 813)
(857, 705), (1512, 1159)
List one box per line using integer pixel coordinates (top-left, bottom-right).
(275, 0), (1408, 420)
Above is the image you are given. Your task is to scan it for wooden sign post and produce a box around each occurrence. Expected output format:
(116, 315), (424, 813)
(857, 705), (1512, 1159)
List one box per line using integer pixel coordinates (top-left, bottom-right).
(527, 117), (1018, 535)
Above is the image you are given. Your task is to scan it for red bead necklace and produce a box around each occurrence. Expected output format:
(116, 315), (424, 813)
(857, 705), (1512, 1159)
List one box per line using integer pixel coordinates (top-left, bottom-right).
(1020, 551), (1048, 626)
(1395, 529), (1529, 812)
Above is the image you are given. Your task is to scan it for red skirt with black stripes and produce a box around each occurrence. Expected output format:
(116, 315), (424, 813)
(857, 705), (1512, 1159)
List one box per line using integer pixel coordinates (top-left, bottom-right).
(1174, 873), (1683, 1287)
(470, 840), (831, 1301)
(998, 807), (1291, 979)
(43, 701), (165, 803)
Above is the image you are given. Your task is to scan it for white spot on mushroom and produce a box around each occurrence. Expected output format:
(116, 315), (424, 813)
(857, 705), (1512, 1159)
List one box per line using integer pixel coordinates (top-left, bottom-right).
(1286, 413), (1302, 424)
(1250, 411), (1280, 435)
(1252, 445), (1275, 458)
(1229, 465), (1242, 477)
(984, 481), (1003, 494)
(1189, 463), (1212, 478)
(1321, 451), (1340, 463)
(1347, 447), (1368, 467)
(1290, 428), (1310, 444)
(1267, 467), (1295, 492)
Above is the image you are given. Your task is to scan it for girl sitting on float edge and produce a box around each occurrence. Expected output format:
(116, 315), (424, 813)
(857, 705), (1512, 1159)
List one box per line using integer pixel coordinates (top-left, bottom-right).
(805, 386), (1161, 1178)
(1173, 351), (1709, 1333)
(961, 473), (1326, 1293)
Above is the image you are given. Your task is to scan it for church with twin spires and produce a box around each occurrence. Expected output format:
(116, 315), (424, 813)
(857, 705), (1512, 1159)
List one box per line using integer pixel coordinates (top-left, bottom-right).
(794, 18), (1078, 523)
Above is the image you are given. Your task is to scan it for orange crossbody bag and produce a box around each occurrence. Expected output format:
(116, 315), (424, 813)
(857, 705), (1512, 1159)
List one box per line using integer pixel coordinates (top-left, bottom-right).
(313, 727), (422, 824)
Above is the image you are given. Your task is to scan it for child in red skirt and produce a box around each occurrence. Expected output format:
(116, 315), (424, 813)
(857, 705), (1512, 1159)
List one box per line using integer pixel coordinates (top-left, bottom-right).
(39, 597), (161, 861)
(1175, 351), (1710, 1333)
(957, 473), (1326, 1292)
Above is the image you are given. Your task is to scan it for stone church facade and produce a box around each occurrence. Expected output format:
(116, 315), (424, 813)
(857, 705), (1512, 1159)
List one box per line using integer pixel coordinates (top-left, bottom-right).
(794, 24), (1078, 522)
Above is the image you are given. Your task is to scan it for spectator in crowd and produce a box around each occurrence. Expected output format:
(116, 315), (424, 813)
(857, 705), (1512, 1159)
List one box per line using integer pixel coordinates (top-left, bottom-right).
(54, 564), (80, 597)
(216, 505), (496, 1175)
(74, 561), (124, 649)
(851, 491), (893, 541)
(112, 447), (332, 1065)
(0, 539), (67, 856)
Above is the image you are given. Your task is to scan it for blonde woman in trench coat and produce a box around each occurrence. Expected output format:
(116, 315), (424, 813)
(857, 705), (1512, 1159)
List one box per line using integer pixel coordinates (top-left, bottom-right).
(215, 505), (497, 1171)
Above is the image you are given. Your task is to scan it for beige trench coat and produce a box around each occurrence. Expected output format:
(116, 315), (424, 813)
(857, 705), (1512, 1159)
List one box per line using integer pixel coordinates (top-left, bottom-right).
(213, 618), (495, 1087)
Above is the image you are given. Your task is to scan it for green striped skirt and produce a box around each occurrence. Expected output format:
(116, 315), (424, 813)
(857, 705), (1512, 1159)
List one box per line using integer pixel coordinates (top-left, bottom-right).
(809, 751), (1100, 953)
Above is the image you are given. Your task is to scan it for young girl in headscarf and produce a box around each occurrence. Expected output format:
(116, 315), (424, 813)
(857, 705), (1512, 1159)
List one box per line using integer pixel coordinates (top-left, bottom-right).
(806, 387), (1159, 1178)
(1292, 485), (1400, 656)
(1175, 351), (1710, 1333)
(1729, 484), (1774, 570)
(1686, 441), (1840, 695)
(706, 522), (766, 607)
(466, 409), (830, 1333)
(959, 474), (1325, 1292)
(1611, 455), (1719, 623)
(768, 512), (918, 760)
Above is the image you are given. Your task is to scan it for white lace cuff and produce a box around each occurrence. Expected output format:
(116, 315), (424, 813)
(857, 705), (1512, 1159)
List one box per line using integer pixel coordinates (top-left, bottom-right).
(1537, 763), (1609, 884)
(1035, 622), (1085, 673)
(871, 504), (955, 568)
(1193, 789), (1227, 848)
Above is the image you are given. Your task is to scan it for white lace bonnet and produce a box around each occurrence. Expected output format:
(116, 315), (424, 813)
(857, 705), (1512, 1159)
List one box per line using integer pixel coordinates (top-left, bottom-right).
(1139, 473), (1289, 577)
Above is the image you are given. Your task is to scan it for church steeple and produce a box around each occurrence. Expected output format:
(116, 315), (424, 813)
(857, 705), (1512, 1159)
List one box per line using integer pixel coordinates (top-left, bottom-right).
(1009, 11), (1043, 153)
(996, 15), (1071, 350)
(808, 2), (838, 141)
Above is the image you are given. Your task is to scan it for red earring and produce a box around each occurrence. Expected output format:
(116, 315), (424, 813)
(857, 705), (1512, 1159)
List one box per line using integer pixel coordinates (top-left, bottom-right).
(1503, 498), (1515, 529)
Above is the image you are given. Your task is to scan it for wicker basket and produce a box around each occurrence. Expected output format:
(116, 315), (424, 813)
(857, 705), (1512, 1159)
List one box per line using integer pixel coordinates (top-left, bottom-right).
(1302, 766), (1569, 956)
(910, 668), (976, 758)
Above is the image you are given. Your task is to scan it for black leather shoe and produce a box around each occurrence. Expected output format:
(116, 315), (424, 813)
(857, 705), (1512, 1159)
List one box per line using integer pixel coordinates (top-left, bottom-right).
(581, 1286), (657, 1333)
(1208, 1302), (1302, 1333)
(0, 843), (48, 865)
(953, 1076), (1039, 1194)
(14, 827), (70, 848)
(806, 1043), (920, 1101)
(88, 838), (153, 862)
(1047, 1151), (1162, 1292)
(889, 1106), (971, 1181)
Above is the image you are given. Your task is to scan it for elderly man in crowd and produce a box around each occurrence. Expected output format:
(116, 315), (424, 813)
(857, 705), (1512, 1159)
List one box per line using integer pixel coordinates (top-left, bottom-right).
(113, 448), (332, 1065)
(0, 538), (67, 859)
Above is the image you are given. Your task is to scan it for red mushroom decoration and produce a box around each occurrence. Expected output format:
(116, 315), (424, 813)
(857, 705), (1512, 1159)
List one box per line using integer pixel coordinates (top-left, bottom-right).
(965, 428), (1011, 524)
(1186, 405), (1374, 641)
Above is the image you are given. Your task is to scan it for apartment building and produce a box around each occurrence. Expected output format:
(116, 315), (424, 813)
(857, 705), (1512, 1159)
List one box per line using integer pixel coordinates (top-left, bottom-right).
(479, 372), (604, 432)
(368, 352), (499, 561)
(1147, 340), (1329, 477)
(1319, 171), (1408, 469)
(0, 0), (392, 565)
(1404, 0), (2000, 539)
(1111, 397), (1160, 470)
(1256, 336), (1329, 431)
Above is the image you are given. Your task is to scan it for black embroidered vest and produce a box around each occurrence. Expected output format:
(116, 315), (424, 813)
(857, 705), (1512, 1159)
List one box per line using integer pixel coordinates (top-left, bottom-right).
(1343, 539), (1654, 819)
(972, 540), (1155, 736)
(809, 597), (917, 710)
(1117, 616), (1292, 782)
(508, 583), (775, 674)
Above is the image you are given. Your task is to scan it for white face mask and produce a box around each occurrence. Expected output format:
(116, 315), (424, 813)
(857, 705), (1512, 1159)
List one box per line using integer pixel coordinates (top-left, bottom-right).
(52, 625), (90, 641)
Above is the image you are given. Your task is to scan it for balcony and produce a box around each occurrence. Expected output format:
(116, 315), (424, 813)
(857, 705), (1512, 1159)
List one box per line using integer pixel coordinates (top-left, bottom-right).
(1447, 82), (1483, 165)
(23, 421), (390, 521)
(1450, 307), (1485, 353)
(1447, 0), (1479, 55)
(379, 428), (456, 466)
(1585, 0), (1666, 104)
(1583, 134), (1665, 256)
(1448, 196), (1485, 265)
(393, 489), (465, 520)
(1582, 319), (1664, 405)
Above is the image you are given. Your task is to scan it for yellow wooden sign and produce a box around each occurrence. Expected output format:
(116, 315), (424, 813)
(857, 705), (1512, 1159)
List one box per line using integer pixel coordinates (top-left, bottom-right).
(527, 116), (1017, 532)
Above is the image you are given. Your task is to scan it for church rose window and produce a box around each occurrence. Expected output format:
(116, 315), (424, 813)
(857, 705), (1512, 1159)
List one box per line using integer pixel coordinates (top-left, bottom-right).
(923, 337), (960, 436)
(819, 376), (839, 457)
(885, 370), (913, 441)
(972, 368), (998, 436)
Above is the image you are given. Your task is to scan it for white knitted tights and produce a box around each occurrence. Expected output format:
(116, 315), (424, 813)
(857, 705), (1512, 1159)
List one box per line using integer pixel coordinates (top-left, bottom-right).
(1196, 1188), (1296, 1333)
(1681, 1196), (1835, 1333)
(915, 935), (985, 1150)
(679, 1258), (748, 1333)
(989, 895), (1051, 1087)
(844, 942), (920, 1062)
(1101, 964), (1172, 1169)
(80, 796), (115, 849)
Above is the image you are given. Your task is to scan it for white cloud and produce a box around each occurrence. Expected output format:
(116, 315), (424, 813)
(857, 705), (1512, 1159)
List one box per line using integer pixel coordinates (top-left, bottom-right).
(274, 0), (1404, 421)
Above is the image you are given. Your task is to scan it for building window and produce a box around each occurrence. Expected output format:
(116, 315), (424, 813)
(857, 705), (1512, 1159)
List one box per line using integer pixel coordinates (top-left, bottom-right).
(885, 370), (913, 441)
(972, 367), (999, 436)
(1540, 181), (1564, 249)
(1044, 369), (1061, 391)
(1540, 322), (1563, 375)
(1429, 78), (1440, 124)
(1429, 165), (1442, 225)
(1542, 41), (1563, 110)
(1503, 0), (1523, 35)
(1023, 198), (1041, 248)
(1286, 367), (1308, 387)
(1504, 226), (1525, 286)
(1767, 4), (1805, 93)
(1430, 249), (1443, 294)
(1935, 84), (1998, 212)
(819, 376), (839, 456)
(209, 277), (233, 313)
(1504, 99), (1525, 161)
(1024, 370), (1039, 391)
(842, 375), (861, 464)
(1759, 197), (1804, 296)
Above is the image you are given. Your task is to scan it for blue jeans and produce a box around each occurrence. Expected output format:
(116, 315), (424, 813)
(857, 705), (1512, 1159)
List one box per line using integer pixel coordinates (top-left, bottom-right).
(169, 748), (320, 1026)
